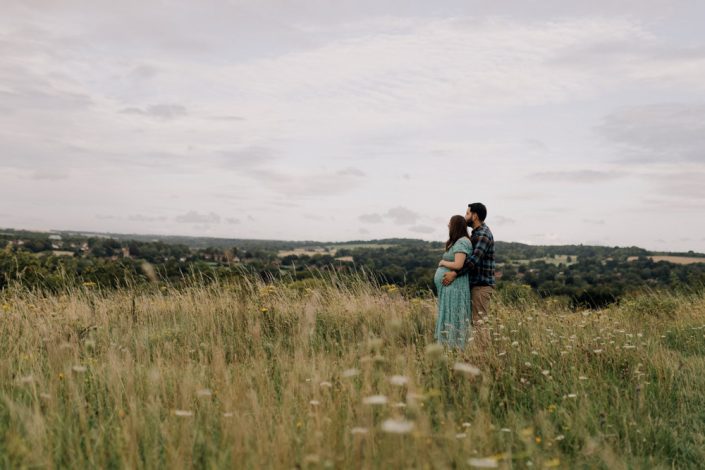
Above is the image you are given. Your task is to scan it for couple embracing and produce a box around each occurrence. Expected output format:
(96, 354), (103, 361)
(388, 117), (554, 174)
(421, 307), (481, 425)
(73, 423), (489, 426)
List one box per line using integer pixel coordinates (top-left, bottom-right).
(434, 203), (495, 348)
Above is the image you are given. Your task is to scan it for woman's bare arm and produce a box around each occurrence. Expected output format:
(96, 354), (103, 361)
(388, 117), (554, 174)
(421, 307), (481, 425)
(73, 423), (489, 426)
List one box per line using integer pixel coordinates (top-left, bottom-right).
(438, 253), (467, 270)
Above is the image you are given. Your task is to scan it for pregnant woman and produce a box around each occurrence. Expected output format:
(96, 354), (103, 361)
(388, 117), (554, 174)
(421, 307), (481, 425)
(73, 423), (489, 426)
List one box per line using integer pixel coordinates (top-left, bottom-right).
(434, 215), (473, 348)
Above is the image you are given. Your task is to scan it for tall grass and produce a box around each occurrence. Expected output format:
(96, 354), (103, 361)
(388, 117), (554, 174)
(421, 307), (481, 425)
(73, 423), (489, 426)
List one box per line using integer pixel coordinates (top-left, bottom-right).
(1, 275), (704, 468)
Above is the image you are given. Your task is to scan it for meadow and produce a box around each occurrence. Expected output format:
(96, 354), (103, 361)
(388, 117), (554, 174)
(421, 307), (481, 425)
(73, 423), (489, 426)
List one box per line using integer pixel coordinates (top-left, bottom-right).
(2, 276), (705, 469)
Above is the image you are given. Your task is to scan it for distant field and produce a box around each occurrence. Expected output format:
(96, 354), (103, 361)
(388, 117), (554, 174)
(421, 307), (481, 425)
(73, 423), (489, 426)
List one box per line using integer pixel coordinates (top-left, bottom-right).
(278, 244), (394, 258)
(512, 255), (578, 266)
(278, 247), (337, 257)
(627, 256), (705, 265)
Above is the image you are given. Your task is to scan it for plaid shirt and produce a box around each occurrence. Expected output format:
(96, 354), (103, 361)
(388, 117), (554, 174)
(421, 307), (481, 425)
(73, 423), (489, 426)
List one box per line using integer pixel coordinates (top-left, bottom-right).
(457, 223), (495, 287)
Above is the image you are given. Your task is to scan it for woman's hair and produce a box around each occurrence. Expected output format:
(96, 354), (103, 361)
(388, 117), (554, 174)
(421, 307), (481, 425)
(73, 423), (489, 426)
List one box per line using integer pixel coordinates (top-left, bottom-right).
(446, 215), (469, 251)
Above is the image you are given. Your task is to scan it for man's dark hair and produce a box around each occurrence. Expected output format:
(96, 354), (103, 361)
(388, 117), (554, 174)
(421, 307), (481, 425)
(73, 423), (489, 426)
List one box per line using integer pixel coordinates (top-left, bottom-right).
(468, 202), (487, 221)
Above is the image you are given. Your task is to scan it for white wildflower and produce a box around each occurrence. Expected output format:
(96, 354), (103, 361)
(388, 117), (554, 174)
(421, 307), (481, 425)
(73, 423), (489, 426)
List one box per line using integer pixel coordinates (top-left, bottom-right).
(362, 395), (388, 406)
(380, 418), (415, 434)
(467, 457), (499, 468)
(174, 410), (193, 417)
(342, 368), (359, 378)
(453, 362), (481, 377)
(389, 375), (409, 386)
(351, 427), (368, 435)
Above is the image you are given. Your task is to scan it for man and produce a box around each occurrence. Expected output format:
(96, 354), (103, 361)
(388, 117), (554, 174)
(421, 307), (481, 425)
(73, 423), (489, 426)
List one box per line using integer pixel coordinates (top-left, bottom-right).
(442, 202), (495, 326)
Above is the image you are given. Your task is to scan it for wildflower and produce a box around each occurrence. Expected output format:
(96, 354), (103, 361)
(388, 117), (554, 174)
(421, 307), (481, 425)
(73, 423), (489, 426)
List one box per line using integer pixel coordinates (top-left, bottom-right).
(196, 389), (212, 397)
(554, 435), (565, 441)
(319, 381), (333, 388)
(544, 458), (561, 468)
(392, 402), (407, 408)
(462, 422), (472, 428)
(72, 365), (87, 373)
(309, 400), (320, 406)
(362, 395), (388, 405)
(535, 436), (542, 444)
(351, 427), (368, 435)
(380, 418), (414, 434)
(456, 433), (467, 439)
(223, 412), (234, 418)
(453, 362), (481, 377)
(82, 281), (96, 288)
(341, 368), (359, 378)
(389, 375), (409, 386)
(174, 410), (193, 417)
(511, 341), (519, 347)
(2, 303), (10, 313)
(498, 351), (506, 356)
(467, 457), (499, 468)
(541, 370), (550, 376)
(547, 404), (557, 412)
(578, 376), (588, 381)
(500, 428), (511, 433)
(58, 373), (64, 381)
(260, 307), (269, 313)
(593, 349), (603, 354)
(425, 343), (444, 356)
(531, 350), (538, 355)
(565, 393), (578, 399)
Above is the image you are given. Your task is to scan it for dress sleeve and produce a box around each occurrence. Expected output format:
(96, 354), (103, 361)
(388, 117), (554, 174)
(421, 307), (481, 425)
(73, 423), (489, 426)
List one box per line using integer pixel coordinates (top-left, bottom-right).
(456, 238), (473, 256)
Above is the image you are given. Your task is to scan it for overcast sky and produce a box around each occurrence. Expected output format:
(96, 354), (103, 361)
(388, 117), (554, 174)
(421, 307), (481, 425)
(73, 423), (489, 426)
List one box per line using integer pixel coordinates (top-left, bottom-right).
(2, 1), (705, 251)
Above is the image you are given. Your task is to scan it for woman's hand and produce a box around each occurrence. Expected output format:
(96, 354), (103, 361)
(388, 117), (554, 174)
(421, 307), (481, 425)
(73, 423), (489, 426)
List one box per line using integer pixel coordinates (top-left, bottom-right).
(438, 260), (446, 267)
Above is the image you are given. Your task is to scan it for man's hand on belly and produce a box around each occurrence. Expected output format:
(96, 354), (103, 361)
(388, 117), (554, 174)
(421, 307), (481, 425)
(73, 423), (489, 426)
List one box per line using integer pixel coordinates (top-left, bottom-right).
(442, 271), (457, 286)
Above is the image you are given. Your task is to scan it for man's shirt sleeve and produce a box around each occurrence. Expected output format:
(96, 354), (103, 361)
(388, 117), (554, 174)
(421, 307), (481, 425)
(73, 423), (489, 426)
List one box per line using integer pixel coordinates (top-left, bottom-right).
(457, 231), (491, 276)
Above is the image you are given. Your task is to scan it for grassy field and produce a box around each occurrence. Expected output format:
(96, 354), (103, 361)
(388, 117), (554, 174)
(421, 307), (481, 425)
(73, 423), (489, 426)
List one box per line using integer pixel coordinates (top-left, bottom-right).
(2, 277), (705, 468)
(627, 256), (705, 265)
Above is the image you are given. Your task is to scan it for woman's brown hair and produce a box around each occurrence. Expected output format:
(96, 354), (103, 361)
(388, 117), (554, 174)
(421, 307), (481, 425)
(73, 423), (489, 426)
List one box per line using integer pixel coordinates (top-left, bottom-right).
(445, 215), (469, 251)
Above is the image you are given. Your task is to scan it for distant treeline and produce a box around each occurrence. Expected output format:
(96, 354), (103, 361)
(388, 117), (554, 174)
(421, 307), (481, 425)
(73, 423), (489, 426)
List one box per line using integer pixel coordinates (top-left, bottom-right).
(2, 229), (705, 309)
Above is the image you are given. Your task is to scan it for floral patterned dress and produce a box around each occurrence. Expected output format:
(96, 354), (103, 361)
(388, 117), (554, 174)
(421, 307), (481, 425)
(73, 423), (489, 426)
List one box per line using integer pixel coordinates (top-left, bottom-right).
(434, 237), (473, 347)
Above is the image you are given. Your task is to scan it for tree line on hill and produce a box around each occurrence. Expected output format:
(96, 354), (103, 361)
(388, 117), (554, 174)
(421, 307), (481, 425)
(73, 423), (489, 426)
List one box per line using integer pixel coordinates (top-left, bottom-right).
(2, 229), (704, 309)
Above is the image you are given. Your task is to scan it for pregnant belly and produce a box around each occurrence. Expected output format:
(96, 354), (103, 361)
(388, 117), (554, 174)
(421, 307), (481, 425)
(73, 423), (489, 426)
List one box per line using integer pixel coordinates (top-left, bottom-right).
(434, 267), (449, 288)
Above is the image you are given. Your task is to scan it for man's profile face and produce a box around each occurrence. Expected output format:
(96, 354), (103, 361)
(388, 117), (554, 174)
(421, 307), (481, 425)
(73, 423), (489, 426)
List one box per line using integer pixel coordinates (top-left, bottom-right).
(465, 208), (474, 226)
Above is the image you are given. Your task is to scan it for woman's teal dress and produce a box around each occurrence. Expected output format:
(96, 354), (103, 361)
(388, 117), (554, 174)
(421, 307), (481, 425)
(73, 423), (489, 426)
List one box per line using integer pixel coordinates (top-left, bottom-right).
(434, 237), (472, 348)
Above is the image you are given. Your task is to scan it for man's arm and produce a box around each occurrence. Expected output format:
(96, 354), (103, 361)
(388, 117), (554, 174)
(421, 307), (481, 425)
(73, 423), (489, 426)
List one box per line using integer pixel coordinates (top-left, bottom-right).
(442, 231), (491, 286)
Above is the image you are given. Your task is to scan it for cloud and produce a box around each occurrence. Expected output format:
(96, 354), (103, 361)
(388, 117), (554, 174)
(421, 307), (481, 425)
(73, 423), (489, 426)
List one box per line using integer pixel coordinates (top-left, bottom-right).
(409, 225), (434, 234)
(359, 213), (383, 224)
(245, 167), (366, 197)
(386, 206), (419, 225)
(27, 169), (70, 181)
(128, 214), (167, 222)
(336, 167), (366, 177)
(597, 103), (705, 163)
(583, 218), (606, 225)
(225, 217), (241, 224)
(531, 170), (625, 183)
(119, 104), (188, 120)
(175, 211), (221, 224)
(218, 147), (278, 169)
(492, 215), (516, 225)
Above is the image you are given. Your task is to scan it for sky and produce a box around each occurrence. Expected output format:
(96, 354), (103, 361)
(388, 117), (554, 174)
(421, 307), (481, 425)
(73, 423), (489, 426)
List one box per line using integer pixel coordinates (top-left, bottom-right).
(2, 0), (705, 252)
